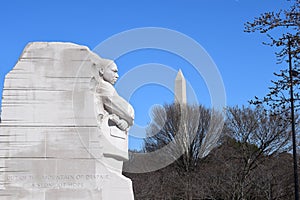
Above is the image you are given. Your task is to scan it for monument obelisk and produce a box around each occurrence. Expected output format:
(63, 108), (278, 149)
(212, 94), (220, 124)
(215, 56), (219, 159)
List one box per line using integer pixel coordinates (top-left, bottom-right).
(174, 69), (187, 104)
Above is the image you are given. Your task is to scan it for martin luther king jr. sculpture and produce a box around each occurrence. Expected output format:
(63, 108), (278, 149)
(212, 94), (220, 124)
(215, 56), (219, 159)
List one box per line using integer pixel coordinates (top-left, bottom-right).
(90, 57), (134, 161)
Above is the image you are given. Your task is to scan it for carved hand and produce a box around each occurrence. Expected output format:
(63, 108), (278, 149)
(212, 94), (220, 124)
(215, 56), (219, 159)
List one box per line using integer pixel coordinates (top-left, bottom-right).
(109, 114), (129, 131)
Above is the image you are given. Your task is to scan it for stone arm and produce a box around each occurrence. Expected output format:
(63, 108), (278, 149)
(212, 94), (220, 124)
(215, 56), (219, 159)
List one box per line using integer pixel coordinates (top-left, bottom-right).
(109, 114), (129, 131)
(103, 96), (134, 126)
(96, 80), (134, 126)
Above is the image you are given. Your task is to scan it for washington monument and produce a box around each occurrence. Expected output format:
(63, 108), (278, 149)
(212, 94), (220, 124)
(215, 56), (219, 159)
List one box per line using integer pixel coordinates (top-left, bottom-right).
(174, 69), (187, 104)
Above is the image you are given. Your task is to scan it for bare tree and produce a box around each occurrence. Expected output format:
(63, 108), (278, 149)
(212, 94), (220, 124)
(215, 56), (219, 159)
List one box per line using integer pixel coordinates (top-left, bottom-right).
(245, 1), (300, 198)
(245, 0), (300, 112)
(221, 106), (292, 199)
(143, 103), (224, 200)
(125, 105), (296, 199)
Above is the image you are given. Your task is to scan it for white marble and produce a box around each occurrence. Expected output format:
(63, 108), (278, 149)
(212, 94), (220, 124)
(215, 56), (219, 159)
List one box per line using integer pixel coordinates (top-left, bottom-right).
(0, 42), (134, 200)
(175, 69), (187, 104)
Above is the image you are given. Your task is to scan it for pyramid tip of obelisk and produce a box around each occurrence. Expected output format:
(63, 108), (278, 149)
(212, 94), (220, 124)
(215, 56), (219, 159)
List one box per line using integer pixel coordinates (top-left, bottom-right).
(176, 69), (184, 80)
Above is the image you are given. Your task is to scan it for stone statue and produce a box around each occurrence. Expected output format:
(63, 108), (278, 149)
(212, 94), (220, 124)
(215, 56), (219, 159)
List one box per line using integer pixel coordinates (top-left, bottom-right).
(90, 58), (134, 161)
(0, 42), (135, 199)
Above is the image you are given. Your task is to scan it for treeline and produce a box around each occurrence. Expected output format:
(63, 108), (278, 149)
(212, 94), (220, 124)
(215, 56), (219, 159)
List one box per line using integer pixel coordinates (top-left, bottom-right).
(124, 104), (299, 200)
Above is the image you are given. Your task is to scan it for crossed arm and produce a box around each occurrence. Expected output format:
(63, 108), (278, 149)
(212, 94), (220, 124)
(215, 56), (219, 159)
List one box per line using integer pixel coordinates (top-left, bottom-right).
(95, 80), (134, 130)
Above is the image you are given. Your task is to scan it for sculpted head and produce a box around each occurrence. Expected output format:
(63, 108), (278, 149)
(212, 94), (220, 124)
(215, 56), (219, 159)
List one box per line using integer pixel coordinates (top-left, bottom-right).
(96, 59), (119, 85)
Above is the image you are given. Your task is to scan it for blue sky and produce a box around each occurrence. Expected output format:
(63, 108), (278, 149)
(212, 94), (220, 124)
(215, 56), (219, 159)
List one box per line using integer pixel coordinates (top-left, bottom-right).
(0, 0), (292, 150)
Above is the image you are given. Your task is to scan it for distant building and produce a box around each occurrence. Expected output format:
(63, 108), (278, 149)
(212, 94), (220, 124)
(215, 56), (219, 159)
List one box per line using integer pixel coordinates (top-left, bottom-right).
(174, 69), (187, 104)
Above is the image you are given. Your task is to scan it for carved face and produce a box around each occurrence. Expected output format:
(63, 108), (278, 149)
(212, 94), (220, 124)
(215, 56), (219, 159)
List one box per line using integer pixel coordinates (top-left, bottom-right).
(103, 63), (119, 85)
